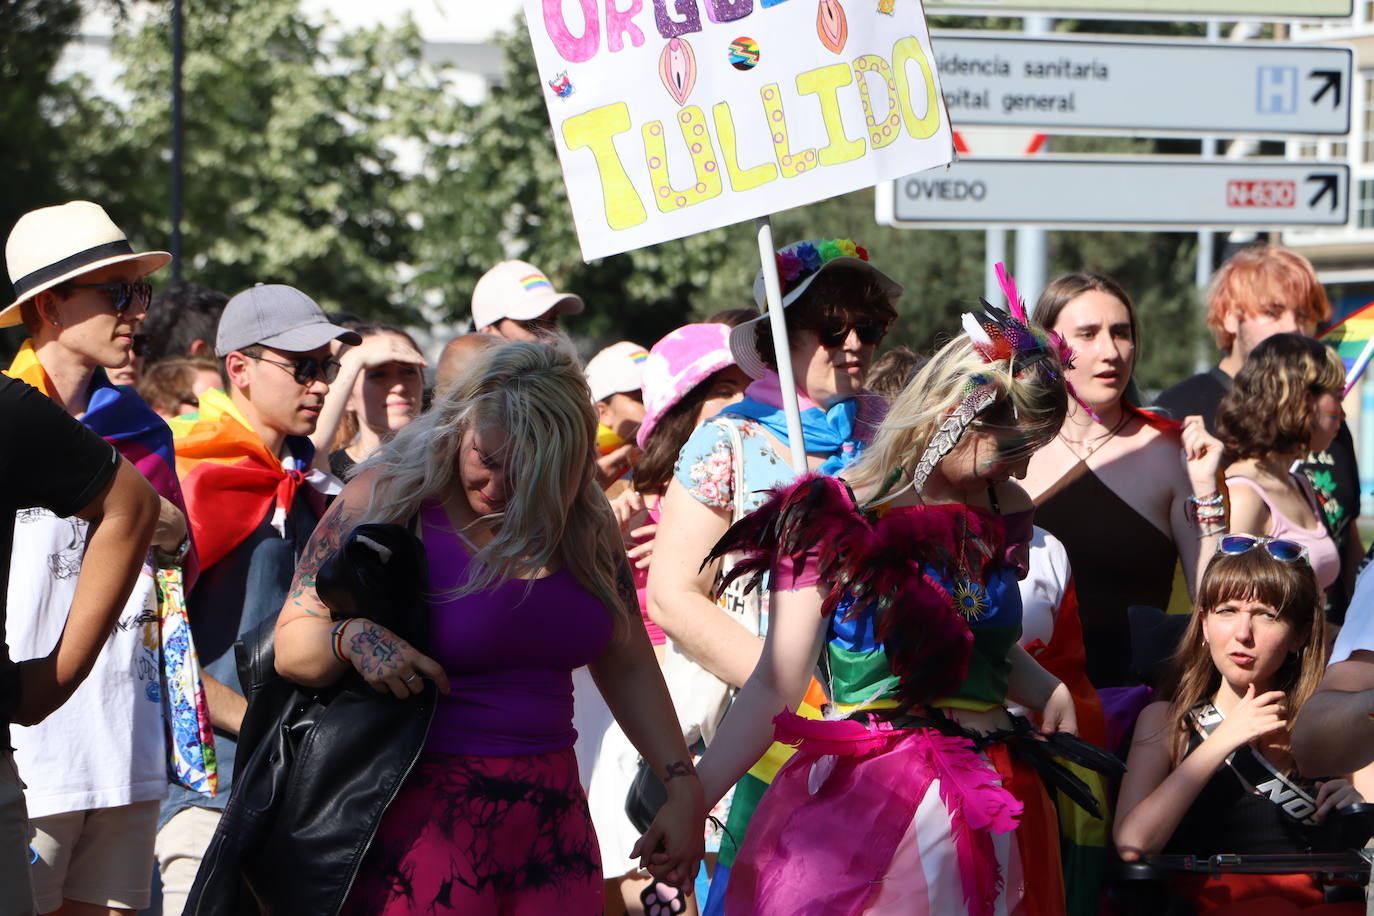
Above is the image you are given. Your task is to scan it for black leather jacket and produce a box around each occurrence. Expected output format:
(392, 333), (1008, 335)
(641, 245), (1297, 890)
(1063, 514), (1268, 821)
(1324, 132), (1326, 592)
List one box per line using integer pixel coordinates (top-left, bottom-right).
(184, 523), (433, 916)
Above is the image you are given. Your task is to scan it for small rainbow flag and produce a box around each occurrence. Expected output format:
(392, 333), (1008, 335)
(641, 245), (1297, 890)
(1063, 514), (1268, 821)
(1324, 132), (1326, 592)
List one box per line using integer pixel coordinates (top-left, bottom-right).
(520, 273), (553, 292)
(1320, 300), (1374, 394)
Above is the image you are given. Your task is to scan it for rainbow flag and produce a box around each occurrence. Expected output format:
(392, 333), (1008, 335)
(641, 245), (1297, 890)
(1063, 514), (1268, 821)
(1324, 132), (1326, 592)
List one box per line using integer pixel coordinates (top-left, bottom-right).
(167, 388), (314, 571)
(1321, 301), (1374, 392)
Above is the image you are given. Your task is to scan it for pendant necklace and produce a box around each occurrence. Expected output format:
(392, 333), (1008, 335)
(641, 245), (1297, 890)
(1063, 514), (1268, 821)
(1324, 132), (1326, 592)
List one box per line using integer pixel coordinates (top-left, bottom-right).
(1058, 411), (1131, 464)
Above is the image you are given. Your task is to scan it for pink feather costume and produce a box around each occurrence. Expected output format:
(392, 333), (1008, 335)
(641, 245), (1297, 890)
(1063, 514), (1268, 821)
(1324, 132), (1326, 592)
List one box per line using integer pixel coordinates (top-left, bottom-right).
(706, 475), (1059, 916)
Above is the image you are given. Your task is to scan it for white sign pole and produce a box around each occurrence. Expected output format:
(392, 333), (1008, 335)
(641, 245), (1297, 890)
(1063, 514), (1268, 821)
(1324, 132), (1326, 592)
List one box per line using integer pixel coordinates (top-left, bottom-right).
(755, 216), (808, 474)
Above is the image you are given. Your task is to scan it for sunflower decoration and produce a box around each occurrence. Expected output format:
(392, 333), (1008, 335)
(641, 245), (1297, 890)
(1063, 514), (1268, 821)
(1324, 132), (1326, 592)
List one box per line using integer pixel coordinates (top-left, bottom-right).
(952, 578), (990, 622)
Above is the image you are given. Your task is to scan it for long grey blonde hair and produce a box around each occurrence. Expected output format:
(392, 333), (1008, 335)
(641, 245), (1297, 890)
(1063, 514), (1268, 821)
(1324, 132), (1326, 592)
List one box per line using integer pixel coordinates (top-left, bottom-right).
(845, 333), (1069, 505)
(356, 340), (631, 634)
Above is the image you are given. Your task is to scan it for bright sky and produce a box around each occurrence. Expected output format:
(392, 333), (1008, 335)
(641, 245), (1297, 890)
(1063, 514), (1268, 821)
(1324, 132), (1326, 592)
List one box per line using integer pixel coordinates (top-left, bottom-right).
(299, 0), (526, 41)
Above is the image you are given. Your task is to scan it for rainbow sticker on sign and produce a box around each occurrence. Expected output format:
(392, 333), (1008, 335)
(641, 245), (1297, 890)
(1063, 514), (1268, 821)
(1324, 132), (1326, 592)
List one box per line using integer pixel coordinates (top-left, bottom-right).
(521, 273), (554, 292)
(728, 37), (759, 71)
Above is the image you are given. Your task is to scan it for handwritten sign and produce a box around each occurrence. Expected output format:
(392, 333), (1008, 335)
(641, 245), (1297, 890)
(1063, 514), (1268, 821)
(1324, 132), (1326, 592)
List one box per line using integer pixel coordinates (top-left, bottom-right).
(523, 0), (955, 260)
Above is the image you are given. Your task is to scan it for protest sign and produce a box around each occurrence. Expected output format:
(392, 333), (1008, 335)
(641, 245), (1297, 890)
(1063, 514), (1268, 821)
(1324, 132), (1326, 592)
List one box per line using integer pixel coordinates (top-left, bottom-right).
(523, 0), (956, 260)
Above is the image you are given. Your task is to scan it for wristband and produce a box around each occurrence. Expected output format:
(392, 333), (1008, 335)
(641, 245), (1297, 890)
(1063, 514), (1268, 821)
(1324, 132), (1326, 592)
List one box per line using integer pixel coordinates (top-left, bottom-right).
(331, 618), (354, 663)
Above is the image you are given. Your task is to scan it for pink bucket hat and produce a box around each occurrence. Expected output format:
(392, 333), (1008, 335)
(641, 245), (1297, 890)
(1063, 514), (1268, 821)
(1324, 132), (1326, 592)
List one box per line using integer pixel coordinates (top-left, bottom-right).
(637, 323), (736, 448)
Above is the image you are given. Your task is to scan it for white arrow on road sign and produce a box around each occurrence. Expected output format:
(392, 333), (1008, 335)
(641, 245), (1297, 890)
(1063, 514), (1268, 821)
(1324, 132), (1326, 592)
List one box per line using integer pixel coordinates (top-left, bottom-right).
(924, 0), (1351, 19)
(933, 33), (1351, 137)
(877, 157), (1350, 230)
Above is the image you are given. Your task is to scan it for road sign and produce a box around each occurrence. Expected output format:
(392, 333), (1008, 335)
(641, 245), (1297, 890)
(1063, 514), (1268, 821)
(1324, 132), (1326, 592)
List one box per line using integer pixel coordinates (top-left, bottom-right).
(923, 0), (1351, 19)
(877, 157), (1350, 230)
(933, 33), (1351, 137)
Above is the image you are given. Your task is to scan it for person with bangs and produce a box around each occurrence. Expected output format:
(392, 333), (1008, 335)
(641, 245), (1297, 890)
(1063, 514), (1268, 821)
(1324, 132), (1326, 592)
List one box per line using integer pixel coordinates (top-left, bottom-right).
(694, 275), (1123, 915)
(1215, 334), (1345, 595)
(1022, 273), (1225, 690)
(647, 238), (897, 910)
(273, 341), (704, 914)
(307, 323), (428, 481)
(1115, 538), (1372, 915)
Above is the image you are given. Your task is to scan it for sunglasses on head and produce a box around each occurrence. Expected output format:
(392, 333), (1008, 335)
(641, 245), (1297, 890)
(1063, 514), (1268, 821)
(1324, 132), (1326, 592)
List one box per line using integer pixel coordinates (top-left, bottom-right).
(811, 320), (888, 349)
(66, 281), (153, 315)
(1216, 533), (1309, 565)
(245, 352), (342, 386)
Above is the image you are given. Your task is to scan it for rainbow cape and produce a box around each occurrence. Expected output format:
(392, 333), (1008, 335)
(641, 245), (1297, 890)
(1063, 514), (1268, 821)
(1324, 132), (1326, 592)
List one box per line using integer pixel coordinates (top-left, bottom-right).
(1321, 301), (1374, 389)
(4, 340), (198, 585)
(167, 388), (313, 571)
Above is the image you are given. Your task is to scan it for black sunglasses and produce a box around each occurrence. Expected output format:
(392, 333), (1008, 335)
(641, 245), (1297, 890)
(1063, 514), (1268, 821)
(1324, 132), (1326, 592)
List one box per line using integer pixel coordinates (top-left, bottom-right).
(812, 320), (888, 349)
(245, 353), (342, 386)
(66, 281), (153, 315)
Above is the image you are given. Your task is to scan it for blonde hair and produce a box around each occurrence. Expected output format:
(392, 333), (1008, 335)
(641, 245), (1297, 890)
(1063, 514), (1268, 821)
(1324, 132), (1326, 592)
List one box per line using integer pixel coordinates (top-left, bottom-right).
(356, 340), (631, 635)
(1160, 547), (1327, 763)
(846, 332), (1069, 503)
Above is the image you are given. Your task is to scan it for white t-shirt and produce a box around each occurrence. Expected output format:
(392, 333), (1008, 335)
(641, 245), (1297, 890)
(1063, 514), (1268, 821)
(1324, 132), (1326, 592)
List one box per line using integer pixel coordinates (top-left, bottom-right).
(1331, 561), (1374, 666)
(6, 508), (166, 819)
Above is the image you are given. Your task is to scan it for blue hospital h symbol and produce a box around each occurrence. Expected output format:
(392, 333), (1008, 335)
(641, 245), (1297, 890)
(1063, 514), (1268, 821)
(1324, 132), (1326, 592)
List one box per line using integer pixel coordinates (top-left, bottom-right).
(1257, 67), (1298, 114)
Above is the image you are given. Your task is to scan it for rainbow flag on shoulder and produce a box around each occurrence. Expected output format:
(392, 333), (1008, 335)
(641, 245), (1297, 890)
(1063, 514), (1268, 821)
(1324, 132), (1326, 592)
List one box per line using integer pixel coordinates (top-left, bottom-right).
(1320, 301), (1374, 394)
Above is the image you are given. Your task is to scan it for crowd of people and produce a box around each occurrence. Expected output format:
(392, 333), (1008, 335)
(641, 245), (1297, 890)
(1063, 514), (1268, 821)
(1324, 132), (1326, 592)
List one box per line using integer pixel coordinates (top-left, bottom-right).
(3, 198), (1374, 916)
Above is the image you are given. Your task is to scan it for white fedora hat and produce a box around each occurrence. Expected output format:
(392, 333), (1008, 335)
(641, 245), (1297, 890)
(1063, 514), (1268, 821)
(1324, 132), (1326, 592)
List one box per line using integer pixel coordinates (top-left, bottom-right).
(2, 201), (172, 328)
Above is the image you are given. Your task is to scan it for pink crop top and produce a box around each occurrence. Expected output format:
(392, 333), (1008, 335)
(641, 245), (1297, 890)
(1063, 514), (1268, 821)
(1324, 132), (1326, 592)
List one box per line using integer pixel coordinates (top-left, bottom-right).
(1224, 475), (1340, 590)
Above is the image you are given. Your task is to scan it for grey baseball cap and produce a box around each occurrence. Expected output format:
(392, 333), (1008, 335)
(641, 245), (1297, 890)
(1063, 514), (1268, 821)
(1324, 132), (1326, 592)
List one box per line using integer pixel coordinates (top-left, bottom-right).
(215, 284), (362, 357)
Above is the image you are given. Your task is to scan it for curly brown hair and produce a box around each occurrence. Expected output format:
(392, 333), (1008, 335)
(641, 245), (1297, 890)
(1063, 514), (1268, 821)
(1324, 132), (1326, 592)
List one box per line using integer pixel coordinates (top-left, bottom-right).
(1215, 333), (1344, 463)
(753, 268), (897, 371)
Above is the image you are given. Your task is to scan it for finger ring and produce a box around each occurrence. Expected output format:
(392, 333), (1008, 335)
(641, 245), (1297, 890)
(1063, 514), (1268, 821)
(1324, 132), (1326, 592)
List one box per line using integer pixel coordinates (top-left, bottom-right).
(405, 674), (419, 684)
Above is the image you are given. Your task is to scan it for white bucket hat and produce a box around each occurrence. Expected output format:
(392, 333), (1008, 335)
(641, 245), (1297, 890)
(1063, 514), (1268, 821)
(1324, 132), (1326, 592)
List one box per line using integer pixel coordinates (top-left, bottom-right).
(2, 201), (171, 328)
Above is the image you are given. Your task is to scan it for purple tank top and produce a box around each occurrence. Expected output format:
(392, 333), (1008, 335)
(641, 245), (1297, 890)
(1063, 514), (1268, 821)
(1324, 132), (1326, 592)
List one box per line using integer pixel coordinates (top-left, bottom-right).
(419, 501), (614, 756)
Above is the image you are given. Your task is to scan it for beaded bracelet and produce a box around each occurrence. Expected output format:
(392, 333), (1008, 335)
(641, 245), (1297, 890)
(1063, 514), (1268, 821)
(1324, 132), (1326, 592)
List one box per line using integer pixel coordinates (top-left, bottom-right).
(331, 618), (354, 662)
(1186, 491), (1227, 528)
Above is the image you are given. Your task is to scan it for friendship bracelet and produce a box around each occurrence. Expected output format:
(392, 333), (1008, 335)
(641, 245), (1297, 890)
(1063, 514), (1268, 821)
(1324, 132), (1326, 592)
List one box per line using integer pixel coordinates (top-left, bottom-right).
(1189, 491), (1224, 507)
(331, 618), (354, 663)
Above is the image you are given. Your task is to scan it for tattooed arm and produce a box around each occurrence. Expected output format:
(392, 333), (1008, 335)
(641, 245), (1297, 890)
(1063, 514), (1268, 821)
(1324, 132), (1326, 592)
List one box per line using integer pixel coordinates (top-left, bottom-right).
(590, 556), (705, 891)
(274, 471), (450, 696)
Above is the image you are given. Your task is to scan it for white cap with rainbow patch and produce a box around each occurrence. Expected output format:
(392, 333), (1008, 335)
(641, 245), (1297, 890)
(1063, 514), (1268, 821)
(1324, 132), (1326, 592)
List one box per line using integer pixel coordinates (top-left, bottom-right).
(585, 340), (649, 402)
(470, 259), (584, 330)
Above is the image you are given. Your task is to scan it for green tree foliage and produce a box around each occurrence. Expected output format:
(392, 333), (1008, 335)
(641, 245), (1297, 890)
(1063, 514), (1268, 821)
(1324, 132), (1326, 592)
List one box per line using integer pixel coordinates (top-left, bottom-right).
(10, 1), (1218, 380)
(0, 0), (86, 239)
(50, 0), (447, 319)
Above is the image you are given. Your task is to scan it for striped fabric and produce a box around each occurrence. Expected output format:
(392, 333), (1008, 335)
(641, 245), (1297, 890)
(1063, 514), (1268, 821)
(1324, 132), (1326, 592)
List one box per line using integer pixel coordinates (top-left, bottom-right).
(166, 389), (311, 571)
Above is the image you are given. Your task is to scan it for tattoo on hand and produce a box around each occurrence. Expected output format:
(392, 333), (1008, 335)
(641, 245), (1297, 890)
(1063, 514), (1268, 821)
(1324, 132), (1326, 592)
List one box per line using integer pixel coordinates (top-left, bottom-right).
(347, 622), (407, 677)
(663, 759), (695, 782)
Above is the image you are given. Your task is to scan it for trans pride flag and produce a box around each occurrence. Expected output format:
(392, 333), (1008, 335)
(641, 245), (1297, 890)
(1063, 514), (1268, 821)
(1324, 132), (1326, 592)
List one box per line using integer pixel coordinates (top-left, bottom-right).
(1320, 301), (1374, 395)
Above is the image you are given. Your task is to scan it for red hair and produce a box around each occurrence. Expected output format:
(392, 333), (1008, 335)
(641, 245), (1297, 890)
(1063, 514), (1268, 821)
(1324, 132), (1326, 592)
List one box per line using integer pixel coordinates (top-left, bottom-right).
(1206, 245), (1330, 350)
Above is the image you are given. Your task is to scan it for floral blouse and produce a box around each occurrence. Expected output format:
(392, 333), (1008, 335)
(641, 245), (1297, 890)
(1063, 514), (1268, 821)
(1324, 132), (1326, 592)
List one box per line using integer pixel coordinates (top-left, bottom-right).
(673, 415), (795, 514)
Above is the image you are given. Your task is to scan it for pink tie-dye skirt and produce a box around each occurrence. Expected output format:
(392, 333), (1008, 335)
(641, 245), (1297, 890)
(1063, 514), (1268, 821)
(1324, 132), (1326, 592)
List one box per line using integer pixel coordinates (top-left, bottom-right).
(343, 748), (602, 915)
